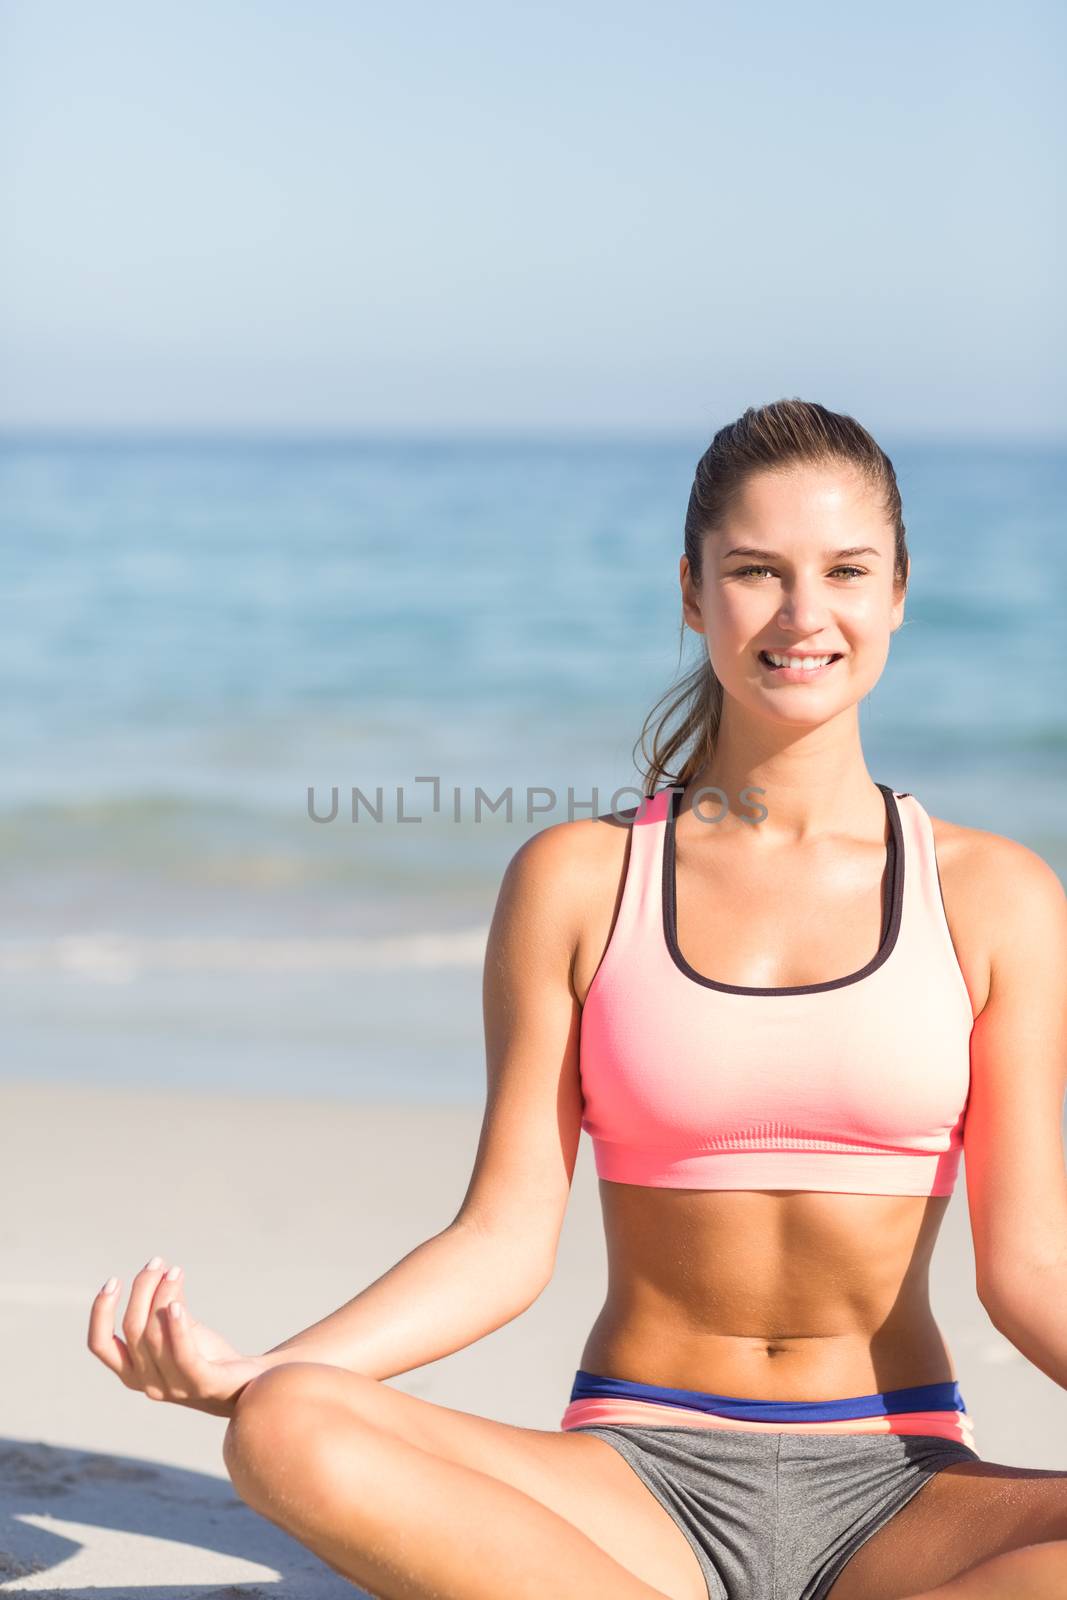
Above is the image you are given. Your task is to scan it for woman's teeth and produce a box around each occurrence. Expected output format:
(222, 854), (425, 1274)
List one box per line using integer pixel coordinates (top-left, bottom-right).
(760, 651), (841, 671)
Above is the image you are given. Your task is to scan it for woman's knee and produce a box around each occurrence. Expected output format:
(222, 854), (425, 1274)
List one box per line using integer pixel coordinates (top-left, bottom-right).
(222, 1362), (341, 1488)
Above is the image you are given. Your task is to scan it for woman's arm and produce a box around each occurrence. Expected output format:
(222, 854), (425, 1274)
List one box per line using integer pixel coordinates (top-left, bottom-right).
(963, 834), (1067, 1388)
(255, 1218), (548, 1380)
(257, 819), (590, 1381)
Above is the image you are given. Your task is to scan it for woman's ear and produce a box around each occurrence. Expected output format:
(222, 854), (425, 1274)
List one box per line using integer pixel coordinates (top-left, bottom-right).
(890, 583), (907, 635)
(680, 554), (704, 634)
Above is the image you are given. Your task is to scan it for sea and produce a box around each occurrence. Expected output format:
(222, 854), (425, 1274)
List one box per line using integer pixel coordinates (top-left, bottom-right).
(2, 433), (1064, 1103)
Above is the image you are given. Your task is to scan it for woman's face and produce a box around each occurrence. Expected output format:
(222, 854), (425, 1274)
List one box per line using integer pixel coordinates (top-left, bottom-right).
(680, 463), (906, 724)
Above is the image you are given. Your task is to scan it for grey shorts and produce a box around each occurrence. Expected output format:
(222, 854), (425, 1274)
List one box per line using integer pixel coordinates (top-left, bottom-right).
(573, 1423), (980, 1600)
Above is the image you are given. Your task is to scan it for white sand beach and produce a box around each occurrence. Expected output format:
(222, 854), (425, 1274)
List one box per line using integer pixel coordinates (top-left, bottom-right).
(2, 1080), (1064, 1595)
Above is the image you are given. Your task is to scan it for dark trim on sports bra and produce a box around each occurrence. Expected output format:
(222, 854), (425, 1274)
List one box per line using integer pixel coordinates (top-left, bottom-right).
(661, 782), (906, 996)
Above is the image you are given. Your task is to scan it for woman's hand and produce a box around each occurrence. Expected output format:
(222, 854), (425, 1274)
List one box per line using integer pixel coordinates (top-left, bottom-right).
(87, 1257), (269, 1418)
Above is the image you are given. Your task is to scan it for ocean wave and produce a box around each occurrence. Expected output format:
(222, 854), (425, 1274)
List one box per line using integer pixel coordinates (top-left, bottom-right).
(0, 928), (489, 982)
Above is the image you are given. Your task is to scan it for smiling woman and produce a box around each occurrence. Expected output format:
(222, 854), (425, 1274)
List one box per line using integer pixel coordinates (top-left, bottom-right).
(557, 400), (1067, 1599)
(87, 399), (1067, 1600)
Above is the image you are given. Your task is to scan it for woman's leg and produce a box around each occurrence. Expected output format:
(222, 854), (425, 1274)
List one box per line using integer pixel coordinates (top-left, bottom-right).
(904, 1539), (1067, 1598)
(908, 1536), (1067, 1600)
(824, 1456), (1067, 1600)
(222, 1362), (710, 1600)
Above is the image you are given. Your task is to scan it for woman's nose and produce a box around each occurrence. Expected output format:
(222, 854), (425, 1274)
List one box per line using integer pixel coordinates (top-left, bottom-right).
(776, 588), (831, 632)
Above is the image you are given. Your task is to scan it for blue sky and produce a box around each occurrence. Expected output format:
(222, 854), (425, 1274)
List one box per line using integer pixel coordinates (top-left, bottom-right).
(1, 0), (1064, 435)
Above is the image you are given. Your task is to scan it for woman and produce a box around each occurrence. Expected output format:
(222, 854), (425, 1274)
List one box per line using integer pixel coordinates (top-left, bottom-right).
(88, 400), (1067, 1600)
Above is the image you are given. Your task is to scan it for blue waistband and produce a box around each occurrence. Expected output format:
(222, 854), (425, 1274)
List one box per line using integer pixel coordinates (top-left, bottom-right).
(570, 1368), (968, 1421)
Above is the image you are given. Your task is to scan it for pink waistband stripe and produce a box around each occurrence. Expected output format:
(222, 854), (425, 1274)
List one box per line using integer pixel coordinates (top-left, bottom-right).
(560, 1395), (978, 1451)
(559, 1369), (979, 1454)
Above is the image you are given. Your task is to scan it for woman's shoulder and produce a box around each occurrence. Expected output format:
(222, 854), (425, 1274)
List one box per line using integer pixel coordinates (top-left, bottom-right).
(927, 808), (1063, 901)
(495, 806), (646, 1003)
(926, 808), (1065, 1014)
(514, 798), (645, 886)
(503, 801), (645, 937)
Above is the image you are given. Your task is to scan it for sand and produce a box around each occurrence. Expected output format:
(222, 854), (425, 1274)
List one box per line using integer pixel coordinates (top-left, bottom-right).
(2, 1081), (1063, 1596)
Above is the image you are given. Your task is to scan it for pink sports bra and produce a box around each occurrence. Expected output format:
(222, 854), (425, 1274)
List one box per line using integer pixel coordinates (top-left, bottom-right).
(578, 785), (975, 1197)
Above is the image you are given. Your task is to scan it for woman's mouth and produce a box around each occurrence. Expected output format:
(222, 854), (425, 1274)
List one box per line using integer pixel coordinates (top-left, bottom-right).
(757, 650), (843, 683)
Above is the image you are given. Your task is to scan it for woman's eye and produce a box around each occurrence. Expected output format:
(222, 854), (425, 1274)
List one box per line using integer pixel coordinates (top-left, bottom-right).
(732, 565), (867, 580)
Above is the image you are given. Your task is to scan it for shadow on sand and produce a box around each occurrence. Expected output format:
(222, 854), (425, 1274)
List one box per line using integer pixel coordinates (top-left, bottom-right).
(0, 1438), (371, 1598)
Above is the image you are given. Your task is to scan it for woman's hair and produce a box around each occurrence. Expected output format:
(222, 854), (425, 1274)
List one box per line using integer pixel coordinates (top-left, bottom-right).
(633, 397), (910, 798)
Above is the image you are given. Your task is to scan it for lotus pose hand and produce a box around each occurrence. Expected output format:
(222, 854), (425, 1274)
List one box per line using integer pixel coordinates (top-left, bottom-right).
(87, 1256), (268, 1418)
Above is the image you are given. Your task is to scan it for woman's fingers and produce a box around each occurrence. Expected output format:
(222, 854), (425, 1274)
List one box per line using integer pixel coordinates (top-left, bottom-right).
(120, 1257), (166, 1350)
(87, 1262), (202, 1403)
(89, 1266), (261, 1416)
(142, 1263), (184, 1361)
(87, 1276), (137, 1384)
(143, 1265), (197, 1398)
(159, 1293), (214, 1403)
(121, 1258), (172, 1395)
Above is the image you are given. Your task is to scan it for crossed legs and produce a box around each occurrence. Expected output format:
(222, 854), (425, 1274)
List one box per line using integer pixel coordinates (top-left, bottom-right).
(222, 1362), (705, 1599)
(223, 1363), (1067, 1600)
